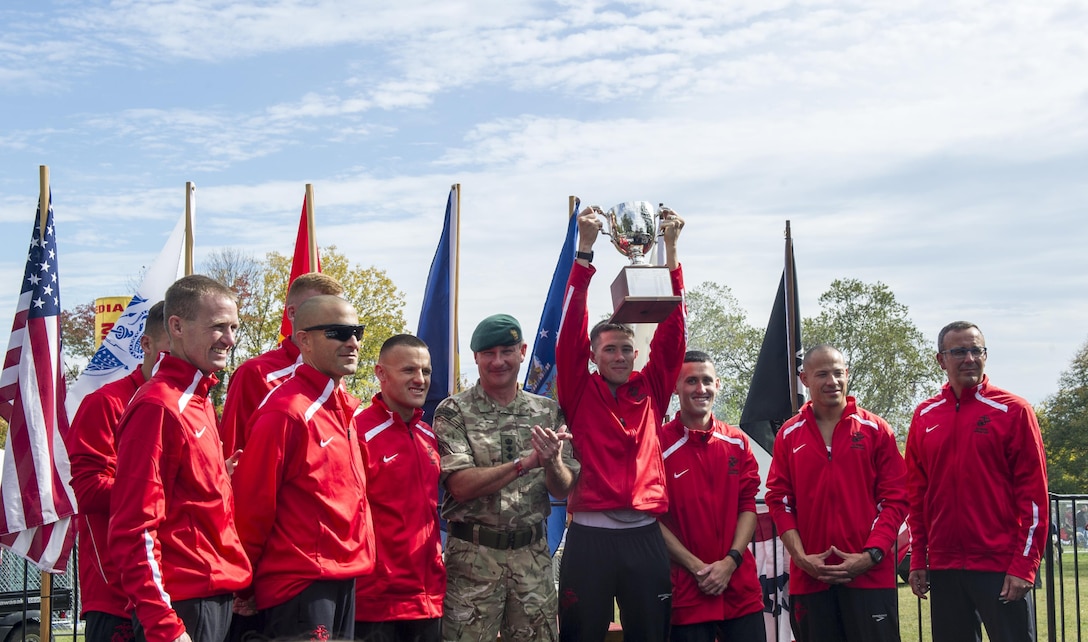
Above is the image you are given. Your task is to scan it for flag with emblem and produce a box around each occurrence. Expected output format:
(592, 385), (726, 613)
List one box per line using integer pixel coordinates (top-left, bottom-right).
(416, 184), (460, 425)
(65, 209), (188, 418)
(0, 191), (78, 572)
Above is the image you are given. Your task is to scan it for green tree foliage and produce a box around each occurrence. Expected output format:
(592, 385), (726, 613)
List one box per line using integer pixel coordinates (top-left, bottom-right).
(202, 248), (266, 373)
(203, 246), (408, 404)
(802, 279), (943, 439)
(684, 281), (764, 424)
(60, 300), (97, 383)
(1038, 339), (1088, 493)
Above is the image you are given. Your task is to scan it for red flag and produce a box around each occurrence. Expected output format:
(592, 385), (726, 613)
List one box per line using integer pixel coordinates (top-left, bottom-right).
(277, 195), (320, 343)
(0, 194), (77, 572)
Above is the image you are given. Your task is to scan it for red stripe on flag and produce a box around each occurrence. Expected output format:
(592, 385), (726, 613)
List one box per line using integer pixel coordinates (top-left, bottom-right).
(0, 203), (76, 572)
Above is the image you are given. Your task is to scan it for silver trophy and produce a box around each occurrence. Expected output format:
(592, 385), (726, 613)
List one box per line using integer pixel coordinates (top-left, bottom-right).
(596, 201), (682, 324)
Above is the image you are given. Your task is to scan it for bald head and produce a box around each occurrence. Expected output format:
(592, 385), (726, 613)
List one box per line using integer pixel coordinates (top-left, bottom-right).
(800, 344), (849, 413)
(294, 295), (355, 334)
(294, 295), (362, 381)
(284, 273), (345, 337)
(802, 344), (844, 371)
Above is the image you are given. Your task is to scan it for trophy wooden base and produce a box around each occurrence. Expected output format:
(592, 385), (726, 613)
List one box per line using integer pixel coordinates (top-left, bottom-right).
(609, 266), (682, 324)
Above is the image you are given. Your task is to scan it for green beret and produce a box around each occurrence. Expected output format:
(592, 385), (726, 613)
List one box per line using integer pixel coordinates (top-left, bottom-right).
(470, 314), (523, 352)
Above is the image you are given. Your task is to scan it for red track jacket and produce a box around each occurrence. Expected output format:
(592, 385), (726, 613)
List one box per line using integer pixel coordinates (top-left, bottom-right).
(353, 394), (446, 621)
(109, 355), (251, 642)
(906, 376), (1048, 582)
(66, 369), (145, 619)
(659, 416), (764, 624)
(766, 398), (908, 595)
(555, 262), (686, 515)
(219, 338), (302, 456)
(232, 363), (375, 610)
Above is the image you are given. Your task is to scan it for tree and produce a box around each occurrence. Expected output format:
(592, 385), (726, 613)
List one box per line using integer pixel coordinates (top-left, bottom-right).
(684, 281), (764, 424)
(60, 301), (97, 383)
(1038, 338), (1088, 493)
(802, 279), (943, 439)
(203, 248), (266, 372)
(204, 245), (408, 403)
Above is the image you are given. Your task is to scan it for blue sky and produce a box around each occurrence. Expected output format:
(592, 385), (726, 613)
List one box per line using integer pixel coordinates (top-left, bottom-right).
(2, 0), (1086, 410)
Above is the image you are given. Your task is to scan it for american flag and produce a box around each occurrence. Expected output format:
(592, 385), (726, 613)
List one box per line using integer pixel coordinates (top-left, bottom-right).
(0, 195), (77, 572)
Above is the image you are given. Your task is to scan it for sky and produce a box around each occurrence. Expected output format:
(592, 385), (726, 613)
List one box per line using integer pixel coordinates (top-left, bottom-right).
(1, 0), (1086, 412)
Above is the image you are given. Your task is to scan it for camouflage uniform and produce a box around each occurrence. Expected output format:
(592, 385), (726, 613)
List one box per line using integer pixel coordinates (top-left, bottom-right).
(435, 383), (580, 642)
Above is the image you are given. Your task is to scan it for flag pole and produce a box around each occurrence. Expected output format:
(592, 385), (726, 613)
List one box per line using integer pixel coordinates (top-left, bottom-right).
(184, 182), (195, 276)
(38, 166), (49, 239)
(568, 195), (578, 219)
(452, 183), (461, 392)
(37, 164), (54, 642)
(784, 220), (800, 413)
(305, 184), (317, 269)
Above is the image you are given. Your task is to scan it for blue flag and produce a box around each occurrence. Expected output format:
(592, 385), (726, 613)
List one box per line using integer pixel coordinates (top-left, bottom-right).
(524, 201), (579, 398)
(523, 199), (579, 554)
(417, 186), (459, 425)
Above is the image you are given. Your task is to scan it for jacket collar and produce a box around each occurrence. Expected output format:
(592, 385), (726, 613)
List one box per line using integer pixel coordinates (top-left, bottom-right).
(369, 392), (424, 427)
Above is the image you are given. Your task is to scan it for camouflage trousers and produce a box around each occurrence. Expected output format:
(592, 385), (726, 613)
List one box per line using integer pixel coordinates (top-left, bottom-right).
(442, 531), (558, 642)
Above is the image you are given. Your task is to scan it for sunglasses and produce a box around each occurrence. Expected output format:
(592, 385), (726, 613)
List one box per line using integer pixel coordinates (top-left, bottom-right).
(301, 324), (366, 342)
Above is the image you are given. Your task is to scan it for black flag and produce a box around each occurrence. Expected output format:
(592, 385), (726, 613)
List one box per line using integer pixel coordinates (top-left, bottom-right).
(740, 225), (803, 454)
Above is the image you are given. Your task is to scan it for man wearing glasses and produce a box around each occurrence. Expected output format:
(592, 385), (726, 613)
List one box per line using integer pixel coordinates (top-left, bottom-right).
(220, 272), (345, 458)
(231, 295), (375, 640)
(905, 321), (1049, 642)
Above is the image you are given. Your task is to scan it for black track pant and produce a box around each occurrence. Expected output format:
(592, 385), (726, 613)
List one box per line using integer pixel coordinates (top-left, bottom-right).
(669, 610), (766, 642)
(790, 585), (900, 642)
(558, 522), (672, 642)
(929, 570), (1034, 642)
(264, 578), (356, 641)
(133, 594), (232, 642)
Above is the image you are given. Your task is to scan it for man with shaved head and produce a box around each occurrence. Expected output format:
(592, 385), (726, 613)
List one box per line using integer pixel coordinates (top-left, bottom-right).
(353, 334), (446, 641)
(765, 344), (907, 642)
(220, 272), (345, 457)
(231, 295), (375, 641)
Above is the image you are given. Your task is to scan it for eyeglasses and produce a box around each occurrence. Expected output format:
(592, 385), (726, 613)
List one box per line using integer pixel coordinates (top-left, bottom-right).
(941, 347), (987, 360)
(301, 324), (366, 342)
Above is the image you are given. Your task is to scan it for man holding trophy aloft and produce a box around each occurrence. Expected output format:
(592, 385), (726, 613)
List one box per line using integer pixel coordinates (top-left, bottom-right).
(555, 202), (686, 642)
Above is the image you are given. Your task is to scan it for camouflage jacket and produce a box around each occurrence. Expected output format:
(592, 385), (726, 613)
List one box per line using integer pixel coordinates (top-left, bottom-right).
(435, 383), (579, 529)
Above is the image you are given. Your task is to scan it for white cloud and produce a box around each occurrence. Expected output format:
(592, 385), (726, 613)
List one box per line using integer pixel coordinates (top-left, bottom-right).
(0, 0), (1086, 407)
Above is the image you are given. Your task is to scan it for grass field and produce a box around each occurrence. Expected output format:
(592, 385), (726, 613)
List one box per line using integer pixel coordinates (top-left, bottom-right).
(603, 551), (1088, 641)
(896, 553), (1088, 642)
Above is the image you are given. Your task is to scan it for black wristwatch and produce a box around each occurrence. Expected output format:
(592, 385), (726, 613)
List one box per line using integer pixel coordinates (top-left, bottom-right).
(725, 549), (743, 567)
(575, 250), (594, 263)
(865, 547), (884, 564)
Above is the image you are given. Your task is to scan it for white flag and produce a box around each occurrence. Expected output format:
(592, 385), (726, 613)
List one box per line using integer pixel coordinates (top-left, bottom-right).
(65, 209), (189, 419)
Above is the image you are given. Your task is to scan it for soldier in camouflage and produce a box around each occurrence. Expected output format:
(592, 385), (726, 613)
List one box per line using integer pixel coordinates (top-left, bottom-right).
(435, 314), (579, 642)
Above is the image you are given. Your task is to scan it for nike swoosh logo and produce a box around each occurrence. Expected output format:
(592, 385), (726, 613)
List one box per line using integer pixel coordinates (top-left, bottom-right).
(673, 469), (689, 479)
(926, 425), (939, 433)
(383, 453), (398, 463)
(194, 427), (207, 438)
(793, 444), (806, 454)
(319, 437), (334, 447)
